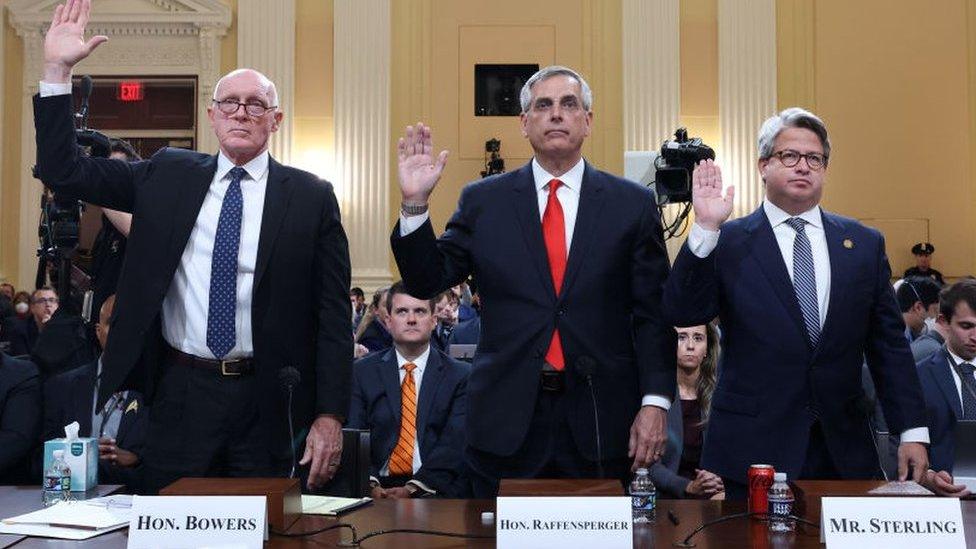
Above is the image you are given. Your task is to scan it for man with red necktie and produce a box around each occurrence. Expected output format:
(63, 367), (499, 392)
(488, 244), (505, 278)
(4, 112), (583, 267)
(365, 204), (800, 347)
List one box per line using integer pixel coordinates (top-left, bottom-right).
(391, 66), (675, 496)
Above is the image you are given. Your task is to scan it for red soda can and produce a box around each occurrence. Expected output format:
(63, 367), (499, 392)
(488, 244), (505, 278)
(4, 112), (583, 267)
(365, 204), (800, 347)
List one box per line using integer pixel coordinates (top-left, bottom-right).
(748, 464), (775, 517)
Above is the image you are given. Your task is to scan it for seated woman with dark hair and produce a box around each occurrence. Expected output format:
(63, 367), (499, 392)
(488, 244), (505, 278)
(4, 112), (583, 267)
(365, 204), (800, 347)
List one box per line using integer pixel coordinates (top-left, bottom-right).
(649, 323), (724, 499)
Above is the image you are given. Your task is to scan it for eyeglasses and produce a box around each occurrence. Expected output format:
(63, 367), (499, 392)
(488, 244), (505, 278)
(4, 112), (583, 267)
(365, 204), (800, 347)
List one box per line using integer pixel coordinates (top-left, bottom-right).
(212, 99), (277, 117)
(770, 149), (827, 170)
(31, 297), (58, 305)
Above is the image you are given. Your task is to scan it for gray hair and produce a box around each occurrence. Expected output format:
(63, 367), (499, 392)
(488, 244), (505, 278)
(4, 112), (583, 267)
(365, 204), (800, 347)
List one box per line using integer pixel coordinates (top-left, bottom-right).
(519, 65), (593, 113)
(212, 68), (279, 107)
(757, 107), (831, 163)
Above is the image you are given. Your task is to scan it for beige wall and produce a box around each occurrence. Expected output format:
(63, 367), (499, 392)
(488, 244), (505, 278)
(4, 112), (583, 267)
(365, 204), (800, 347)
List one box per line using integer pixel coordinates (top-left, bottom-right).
(1, 10), (23, 286)
(679, 0), (720, 153)
(779, 0), (976, 278)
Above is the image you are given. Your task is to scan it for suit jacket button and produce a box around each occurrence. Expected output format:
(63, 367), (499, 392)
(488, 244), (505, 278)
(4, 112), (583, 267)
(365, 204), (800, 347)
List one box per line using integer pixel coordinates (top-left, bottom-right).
(557, 309), (565, 316)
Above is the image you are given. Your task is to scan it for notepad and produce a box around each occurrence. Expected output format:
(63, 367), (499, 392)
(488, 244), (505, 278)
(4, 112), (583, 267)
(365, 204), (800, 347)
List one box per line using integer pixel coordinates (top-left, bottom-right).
(0, 500), (129, 540)
(300, 495), (371, 516)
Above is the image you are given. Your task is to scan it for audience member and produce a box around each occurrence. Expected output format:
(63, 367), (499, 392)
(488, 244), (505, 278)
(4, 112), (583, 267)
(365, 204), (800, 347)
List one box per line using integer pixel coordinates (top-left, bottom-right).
(896, 276), (941, 343)
(42, 295), (147, 486)
(348, 281), (470, 498)
(356, 287), (393, 353)
(0, 349), (41, 484)
(904, 242), (944, 286)
(11, 292), (30, 320)
(448, 316), (481, 347)
(917, 280), (976, 473)
(4, 287), (59, 357)
(431, 291), (460, 351)
(650, 324), (724, 499)
(0, 284), (14, 301)
(350, 287), (367, 330)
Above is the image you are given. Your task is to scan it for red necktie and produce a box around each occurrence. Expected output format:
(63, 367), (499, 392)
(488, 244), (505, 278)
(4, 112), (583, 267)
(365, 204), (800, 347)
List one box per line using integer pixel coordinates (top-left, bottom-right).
(542, 179), (567, 370)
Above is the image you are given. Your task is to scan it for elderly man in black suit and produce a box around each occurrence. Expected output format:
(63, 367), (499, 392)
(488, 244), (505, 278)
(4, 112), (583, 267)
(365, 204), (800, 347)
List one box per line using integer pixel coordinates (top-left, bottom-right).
(34, 0), (351, 491)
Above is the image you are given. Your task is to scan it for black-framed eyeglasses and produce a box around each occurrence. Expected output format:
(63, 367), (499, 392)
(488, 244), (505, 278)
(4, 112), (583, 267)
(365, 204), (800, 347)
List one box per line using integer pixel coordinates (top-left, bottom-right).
(771, 149), (827, 170)
(31, 297), (58, 305)
(212, 99), (277, 117)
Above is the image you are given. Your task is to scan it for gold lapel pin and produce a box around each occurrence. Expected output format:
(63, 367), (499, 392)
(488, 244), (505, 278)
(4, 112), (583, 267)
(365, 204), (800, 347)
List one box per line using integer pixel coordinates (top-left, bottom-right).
(125, 400), (139, 414)
(843, 239), (854, 249)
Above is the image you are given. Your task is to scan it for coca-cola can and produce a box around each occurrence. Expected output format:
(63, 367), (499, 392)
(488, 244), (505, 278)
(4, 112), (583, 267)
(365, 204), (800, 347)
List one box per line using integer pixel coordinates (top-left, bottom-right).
(748, 464), (775, 517)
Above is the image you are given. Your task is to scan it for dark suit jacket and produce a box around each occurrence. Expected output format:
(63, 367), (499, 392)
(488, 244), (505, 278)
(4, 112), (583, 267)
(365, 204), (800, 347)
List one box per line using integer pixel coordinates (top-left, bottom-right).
(916, 348), (960, 473)
(0, 353), (41, 484)
(357, 319), (392, 354)
(648, 388), (690, 498)
(448, 317), (481, 346)
(2, 317), (39, 358)
(42, 360), (148, 484)
(33, 94), (352, 459)
(391, 161), (675, 461)
(664, 207), (927, 483)
(347, 347), (470, 496)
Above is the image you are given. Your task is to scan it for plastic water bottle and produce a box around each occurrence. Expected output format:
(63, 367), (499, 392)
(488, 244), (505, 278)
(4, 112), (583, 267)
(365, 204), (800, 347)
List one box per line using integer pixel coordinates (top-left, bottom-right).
(767, 472), (795, 532)
(629, 468), (656, 523)
(42, 449), (71, 507)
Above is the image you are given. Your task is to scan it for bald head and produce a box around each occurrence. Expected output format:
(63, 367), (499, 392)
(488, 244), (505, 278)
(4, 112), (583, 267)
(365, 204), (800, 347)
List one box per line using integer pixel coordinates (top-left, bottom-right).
(213, 69), (278, 109)
(95, 294), (116, 350)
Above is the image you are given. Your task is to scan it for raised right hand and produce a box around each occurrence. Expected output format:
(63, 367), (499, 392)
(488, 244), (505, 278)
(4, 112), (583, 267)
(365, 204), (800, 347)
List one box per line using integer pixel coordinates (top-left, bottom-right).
(691, 159), (734, 231)
(44, 0), (108, 83)
(397, 123), (449, 205)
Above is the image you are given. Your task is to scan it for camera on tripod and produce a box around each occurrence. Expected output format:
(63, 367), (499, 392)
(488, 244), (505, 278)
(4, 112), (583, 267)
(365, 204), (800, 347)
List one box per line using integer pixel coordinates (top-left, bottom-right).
(655, 128), (715, 203)
(481, 138), (506, 178)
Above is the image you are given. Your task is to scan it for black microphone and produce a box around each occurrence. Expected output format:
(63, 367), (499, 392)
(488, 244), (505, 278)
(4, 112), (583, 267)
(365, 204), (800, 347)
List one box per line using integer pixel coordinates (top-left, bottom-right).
(278, 366), (301, 478)
(78, 75), (93, 130)
(575, 356), (604, 479)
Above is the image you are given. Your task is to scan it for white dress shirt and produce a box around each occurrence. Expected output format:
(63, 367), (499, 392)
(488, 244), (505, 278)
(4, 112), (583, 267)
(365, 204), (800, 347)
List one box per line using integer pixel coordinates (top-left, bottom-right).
(399, 158), (671, 411)
(379, 345), (430, 476)
(40, 80), (267, 360)
(686, 199), (929, 444)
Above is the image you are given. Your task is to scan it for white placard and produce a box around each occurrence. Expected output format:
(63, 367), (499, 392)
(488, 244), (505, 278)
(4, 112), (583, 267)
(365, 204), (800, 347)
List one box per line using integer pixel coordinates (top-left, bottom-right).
(821, 497), (966, 549)
(127, 496), (266, 549)
(496, 497), (632, 549)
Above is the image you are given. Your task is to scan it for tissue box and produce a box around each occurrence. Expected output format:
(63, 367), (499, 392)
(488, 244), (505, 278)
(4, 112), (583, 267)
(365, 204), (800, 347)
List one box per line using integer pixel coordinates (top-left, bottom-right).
(43, 438), (98, 491)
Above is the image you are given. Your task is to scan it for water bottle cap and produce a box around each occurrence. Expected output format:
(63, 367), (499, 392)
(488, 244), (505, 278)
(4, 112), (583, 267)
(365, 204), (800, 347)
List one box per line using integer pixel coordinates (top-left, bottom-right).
(636, 468), (648, 475)
(774, 472), (787, 482)
(52, 450), (64, 459)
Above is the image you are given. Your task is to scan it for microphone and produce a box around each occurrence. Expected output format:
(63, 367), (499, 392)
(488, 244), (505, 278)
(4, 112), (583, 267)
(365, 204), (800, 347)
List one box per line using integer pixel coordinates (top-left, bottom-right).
(278, 367), (301, 478)
(575, 356), (604, 479)
(78, 75), (93, 130)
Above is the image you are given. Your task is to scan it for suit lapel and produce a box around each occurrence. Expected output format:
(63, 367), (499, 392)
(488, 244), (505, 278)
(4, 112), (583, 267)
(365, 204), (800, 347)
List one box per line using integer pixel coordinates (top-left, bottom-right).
(745, 209), (808, 341)
(814, 211), (853, 357)
(416, 348), (445, 451)
(379, 349), (402, 426)
(560, 162), (606, 297)
(167, 154), (217, 262)
(254, 158), (295, 290)
(934, 351), (965, 419)
(116, 393), (139, 446)
(511, 163), (557, 297)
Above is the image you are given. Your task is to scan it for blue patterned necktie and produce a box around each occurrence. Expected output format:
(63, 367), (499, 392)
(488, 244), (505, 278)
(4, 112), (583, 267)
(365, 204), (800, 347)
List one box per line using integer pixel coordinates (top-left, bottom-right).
(785, 217), (821, 347)
(206, 166), (246, 359)
(958, 362), (976, 420)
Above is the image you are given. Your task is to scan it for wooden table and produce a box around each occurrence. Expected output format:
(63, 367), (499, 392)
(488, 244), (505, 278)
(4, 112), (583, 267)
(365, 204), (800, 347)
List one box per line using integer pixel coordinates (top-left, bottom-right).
(3, 481), (976, 547)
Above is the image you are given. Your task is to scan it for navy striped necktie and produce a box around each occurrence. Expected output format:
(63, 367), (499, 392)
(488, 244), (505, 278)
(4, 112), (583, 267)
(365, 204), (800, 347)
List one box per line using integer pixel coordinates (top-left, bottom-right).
(785, 217), (821, 347)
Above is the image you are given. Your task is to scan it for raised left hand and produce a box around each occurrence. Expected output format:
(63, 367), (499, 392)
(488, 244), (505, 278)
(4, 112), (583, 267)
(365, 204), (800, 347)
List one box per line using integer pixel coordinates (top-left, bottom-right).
(299, 415), (343, 490)
(628, 406), (667, 472)
(897, 441), (929, 482)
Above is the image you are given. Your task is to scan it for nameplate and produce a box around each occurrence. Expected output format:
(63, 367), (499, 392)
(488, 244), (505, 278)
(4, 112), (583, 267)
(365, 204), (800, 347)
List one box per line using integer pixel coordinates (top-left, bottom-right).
(496, 497), (631, 548)
(127, 495), (266, 549)
(820, 497), (965, 549)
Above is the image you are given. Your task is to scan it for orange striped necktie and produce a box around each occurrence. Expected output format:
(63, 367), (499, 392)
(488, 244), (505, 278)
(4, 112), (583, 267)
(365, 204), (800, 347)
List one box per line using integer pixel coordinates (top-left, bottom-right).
(389, 362), (417, 476)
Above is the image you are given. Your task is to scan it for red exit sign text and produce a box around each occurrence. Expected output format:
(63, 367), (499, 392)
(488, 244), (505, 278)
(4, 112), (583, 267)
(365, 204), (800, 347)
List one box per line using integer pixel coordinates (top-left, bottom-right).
(117, 81), (145, 102)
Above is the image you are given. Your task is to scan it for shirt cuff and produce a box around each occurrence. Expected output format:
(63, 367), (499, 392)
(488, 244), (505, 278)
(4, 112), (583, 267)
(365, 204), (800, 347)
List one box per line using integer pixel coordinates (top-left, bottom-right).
(39, 82), (72, 97)
(641, 394), (671, 411)
(399, 211), (429, 236)
(687, 222), (720, 258)
(406, 479), (436, 496)
(899, 427), (930, 445)
(369, 475), (380, 488)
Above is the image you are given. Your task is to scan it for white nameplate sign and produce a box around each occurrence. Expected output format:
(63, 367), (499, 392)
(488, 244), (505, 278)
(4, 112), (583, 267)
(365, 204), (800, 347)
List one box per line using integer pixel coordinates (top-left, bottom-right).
(820, 497), (965, 549)
(127, 495), (266, 549)
(496, 496), (631, 549)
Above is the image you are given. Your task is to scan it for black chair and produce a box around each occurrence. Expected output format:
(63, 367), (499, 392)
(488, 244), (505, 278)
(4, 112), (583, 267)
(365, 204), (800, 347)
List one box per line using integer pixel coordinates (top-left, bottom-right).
(308, 428), (371, 497)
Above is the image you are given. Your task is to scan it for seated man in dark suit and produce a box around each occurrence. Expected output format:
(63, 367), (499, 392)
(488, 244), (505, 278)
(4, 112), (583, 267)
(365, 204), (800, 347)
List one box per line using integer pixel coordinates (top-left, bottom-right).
(0, 348), (41, 484)
(43, 295), (148, 486)
(3, 287), (59, 357)
(348, 281), (470, 498)
(917, 281), (976, 484)
(448, 316), (481, 346)
(430, 291), (460, 352)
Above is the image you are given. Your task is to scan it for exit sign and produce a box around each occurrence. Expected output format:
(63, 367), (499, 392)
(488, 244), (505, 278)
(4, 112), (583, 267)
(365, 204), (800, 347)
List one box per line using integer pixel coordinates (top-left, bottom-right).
(118, 81), (144, 102)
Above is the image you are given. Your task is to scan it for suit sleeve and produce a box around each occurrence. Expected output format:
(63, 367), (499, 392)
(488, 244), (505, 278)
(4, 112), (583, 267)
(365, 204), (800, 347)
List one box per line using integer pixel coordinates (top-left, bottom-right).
(313, 183), (353, 417)
(33, 94), (149, 212)
(415, 366), (468, 496)
(345, 366), (367, 431)
(863, 233), (928, 435)
(631, 198), (677, 399)
(663, 241), (721, 328)
(0, 365), (41, 473)
(390, 186), (475, 299)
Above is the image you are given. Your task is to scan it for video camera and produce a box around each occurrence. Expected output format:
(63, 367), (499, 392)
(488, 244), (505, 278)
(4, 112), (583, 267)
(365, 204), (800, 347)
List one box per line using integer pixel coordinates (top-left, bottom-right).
(654, 128), (715, 203)
(481, 138), (505, 178)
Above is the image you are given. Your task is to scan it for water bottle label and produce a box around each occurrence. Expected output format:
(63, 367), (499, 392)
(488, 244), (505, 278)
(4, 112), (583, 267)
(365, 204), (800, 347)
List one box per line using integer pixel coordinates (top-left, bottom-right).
(43, 475), (62, 492)
(61, 476), (71, 492)
(631, 493), (656, 512)
(769, 500), (792, 516)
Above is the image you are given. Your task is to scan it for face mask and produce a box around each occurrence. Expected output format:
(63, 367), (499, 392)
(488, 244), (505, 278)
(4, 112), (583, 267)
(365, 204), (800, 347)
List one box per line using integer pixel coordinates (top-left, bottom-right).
(14, 302), (28, 314)
(924, 316), (938, 332)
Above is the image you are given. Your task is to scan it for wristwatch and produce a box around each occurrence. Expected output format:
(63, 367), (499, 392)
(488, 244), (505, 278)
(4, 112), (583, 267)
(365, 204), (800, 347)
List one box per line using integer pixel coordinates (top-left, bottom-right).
(401, 202), (429, 216)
